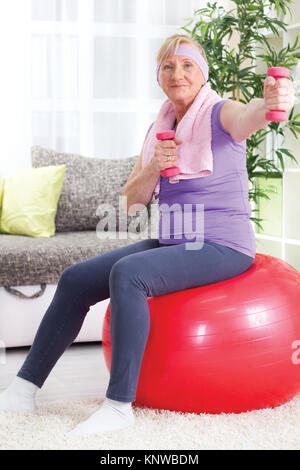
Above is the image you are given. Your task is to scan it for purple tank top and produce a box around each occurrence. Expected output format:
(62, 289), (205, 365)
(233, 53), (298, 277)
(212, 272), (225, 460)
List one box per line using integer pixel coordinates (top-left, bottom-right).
(145, 99), (256, 258)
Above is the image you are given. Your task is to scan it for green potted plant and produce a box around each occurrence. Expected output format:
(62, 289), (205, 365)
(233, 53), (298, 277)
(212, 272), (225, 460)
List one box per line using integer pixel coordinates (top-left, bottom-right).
(181, 0), (300, 231)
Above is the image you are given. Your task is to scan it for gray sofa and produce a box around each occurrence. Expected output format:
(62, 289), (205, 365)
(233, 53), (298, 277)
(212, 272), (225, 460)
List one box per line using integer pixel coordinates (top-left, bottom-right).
(0, 146), (159, 347)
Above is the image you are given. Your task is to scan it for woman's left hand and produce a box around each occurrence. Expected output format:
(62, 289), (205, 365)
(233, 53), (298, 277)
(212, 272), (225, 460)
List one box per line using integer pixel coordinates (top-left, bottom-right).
(264, 75), (295, 114)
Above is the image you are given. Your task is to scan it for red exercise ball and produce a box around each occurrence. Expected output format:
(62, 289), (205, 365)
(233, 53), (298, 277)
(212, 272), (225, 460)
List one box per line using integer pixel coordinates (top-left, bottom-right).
(102, 254), (300, 414)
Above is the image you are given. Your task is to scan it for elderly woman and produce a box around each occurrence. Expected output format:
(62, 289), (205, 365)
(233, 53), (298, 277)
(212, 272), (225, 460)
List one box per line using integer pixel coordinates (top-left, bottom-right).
(0, 34), (295, 436)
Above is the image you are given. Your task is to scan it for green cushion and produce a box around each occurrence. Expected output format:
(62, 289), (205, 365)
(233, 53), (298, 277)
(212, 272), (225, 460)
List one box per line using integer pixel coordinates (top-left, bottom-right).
(0, 165), (66, 237)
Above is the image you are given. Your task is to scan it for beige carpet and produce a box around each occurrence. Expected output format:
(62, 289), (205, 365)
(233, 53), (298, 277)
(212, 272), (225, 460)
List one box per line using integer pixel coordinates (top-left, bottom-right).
(1, 394), (300, 450)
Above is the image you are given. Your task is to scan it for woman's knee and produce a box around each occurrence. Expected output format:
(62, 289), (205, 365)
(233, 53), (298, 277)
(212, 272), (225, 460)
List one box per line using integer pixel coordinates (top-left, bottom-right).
(58, 263), (82, 291)
(109, 257), (141, 289)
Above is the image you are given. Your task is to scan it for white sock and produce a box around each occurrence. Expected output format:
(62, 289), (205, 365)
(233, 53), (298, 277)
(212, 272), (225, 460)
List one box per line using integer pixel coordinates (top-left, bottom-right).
(68, 397), (135, 436)
(0, 376), (39, 413)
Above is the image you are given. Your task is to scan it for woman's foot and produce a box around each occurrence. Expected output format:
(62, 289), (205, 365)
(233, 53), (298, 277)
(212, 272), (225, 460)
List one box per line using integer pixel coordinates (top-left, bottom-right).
(68, 397), (135, 436)
(0, 376), (38, 412)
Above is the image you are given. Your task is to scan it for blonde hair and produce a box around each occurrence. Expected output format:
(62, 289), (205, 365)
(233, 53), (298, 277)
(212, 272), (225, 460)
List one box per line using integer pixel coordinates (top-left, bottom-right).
(156, 33), (208, 68)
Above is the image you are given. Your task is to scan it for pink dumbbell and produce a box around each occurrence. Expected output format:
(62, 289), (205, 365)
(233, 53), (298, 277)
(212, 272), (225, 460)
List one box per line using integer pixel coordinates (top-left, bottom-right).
(265, 66), (290, 122)
(156, 130), (180, 177)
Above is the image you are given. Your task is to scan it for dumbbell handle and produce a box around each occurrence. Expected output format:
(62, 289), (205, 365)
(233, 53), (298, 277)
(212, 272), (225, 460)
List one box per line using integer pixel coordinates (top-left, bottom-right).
(266, 67), (290, 122)
(156, 130), (180, 178)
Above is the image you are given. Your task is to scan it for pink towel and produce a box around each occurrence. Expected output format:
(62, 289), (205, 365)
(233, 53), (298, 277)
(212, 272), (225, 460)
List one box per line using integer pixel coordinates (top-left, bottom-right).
(142, 82), (223, 201)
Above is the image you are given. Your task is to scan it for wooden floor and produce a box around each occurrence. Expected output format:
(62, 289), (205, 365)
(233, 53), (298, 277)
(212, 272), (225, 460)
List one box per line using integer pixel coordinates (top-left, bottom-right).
(0, 342), (110, 403)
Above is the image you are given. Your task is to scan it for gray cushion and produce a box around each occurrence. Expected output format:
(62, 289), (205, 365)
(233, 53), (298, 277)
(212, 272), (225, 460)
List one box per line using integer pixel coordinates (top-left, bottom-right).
(0, 231), (151, 286)
(31, 146), (150, 233)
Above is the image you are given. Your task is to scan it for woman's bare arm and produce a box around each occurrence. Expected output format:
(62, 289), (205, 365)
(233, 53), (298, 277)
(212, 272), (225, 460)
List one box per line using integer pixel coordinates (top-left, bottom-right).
(220, 99), (269, 142)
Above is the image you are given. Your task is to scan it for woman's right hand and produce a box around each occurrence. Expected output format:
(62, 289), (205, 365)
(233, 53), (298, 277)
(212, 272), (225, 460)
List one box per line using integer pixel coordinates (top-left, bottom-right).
(152, 138), (183, 173)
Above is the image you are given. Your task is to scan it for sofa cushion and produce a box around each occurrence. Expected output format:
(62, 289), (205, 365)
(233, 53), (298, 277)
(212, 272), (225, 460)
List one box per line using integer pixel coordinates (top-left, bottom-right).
(31, 146), (151, 233)
(0, 231), (153, 287)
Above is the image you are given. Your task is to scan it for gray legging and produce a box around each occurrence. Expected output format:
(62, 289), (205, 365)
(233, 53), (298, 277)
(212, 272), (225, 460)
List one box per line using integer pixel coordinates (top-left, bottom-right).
(17, 238), (254, 402)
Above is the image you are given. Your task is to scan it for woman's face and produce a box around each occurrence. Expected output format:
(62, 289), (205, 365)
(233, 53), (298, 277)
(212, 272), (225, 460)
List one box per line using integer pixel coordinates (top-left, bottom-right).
(158, 44), (205, 105)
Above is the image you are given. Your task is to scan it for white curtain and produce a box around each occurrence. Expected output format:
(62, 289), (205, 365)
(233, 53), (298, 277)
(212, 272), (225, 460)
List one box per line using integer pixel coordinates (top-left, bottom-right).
(0, 0), (31, 178)
(0, 0), (231, 179)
